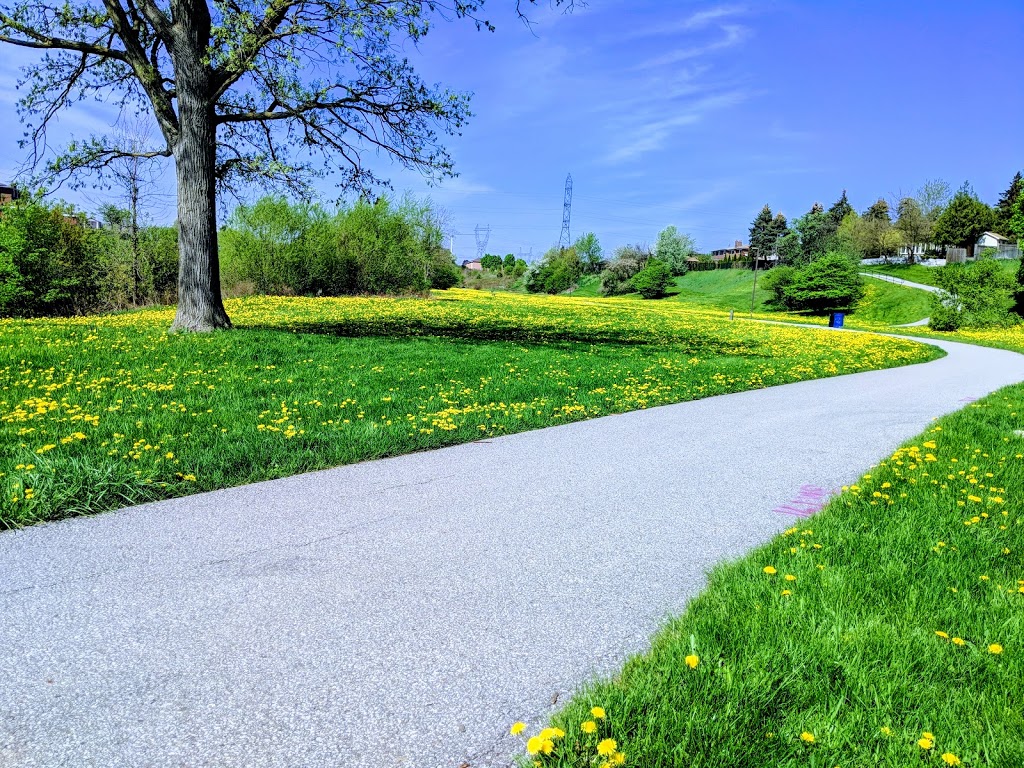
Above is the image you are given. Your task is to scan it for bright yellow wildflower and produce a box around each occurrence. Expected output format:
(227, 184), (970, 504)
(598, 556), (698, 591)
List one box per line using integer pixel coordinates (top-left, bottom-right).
(591, 706), (606, 720)
(800, 731), (815, 743)
(684, 654), (699, 669)
(763, 566), (777, 575)
(581, 720), (597, 734)
(526, 736), (543, 754)
(597, 738), (617, 756)
(510, 722), (525, 736)
(784, 574), (796, 582)
(941, 753), (961, 766)
(988, 643), (1004, 654)
(952, 637), (965, 646)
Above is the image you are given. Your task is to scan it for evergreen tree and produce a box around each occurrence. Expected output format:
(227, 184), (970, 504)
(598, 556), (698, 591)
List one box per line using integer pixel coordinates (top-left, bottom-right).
(827, 191), (854, 228)
(748, 204), (775, 264)
(995, 172), (1023, 236)
(864, 199), (892, 224)
(793, 202), (835, 265)
(933, 183), (994, 259)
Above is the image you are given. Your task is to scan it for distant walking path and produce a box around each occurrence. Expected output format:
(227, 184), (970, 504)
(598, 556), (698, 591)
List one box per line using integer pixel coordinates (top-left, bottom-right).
(860, 271), (942, 293)
(3, 336), (1024, 767)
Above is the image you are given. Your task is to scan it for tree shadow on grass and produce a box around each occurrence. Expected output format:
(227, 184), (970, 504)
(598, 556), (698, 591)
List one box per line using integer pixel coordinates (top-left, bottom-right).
(234, 316), (739, 355)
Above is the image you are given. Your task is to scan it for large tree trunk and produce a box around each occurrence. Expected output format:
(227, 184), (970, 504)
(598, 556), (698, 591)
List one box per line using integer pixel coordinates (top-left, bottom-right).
(169, 13), (231, 332)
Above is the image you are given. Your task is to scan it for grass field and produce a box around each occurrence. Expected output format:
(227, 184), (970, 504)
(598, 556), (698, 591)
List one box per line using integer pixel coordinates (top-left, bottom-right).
(0, 290), (938, 528)
(514, 383), (1024, 768)
(863, 259), (1021, 288)
(664, 269), (772, 313)
(855, 277), (932, 324)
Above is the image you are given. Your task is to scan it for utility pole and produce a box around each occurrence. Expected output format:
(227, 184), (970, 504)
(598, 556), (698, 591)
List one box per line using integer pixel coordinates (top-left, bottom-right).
(750, 246), (759, 318)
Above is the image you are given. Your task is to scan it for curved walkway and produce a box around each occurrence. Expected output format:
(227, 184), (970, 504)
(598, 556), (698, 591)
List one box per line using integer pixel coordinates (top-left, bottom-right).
(3, 337), (1024, 767)
(860, 271), (942, 293)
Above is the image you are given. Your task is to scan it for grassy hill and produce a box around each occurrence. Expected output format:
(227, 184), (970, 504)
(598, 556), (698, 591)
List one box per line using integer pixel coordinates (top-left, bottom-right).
(862, 258), (1020, 287)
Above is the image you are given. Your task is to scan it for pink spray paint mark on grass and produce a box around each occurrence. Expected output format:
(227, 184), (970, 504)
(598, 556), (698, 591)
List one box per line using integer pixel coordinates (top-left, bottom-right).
(773, 484), (835, 518)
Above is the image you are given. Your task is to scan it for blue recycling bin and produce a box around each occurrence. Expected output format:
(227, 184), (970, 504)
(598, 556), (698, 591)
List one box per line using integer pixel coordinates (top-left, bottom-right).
(828, 312), (845, 328)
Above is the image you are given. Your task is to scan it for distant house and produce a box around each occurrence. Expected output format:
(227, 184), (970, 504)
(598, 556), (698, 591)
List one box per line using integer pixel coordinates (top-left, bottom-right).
(0, 183), (19, 204)
(977, 231), (1014, 250)
(711, 240), (750, 262)
(461, 259), (483, 271)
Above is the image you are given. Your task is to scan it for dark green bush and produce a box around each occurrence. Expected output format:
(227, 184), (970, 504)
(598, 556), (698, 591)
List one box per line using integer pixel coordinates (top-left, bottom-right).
(0, 195), (102, 317)
(759, 265), (796, 308)
(784, 252), (865, 313)
(629, 258), (671, 299)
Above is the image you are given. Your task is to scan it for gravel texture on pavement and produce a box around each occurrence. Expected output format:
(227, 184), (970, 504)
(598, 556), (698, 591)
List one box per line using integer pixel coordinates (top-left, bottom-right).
(2, 334), (1023, 768)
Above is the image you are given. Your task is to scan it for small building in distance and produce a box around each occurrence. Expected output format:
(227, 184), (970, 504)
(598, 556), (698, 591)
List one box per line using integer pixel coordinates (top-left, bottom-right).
(0, 183), (20, 204)
(461, 259), (483, 271)
(977, 231), (1014, 250)
(711, 240), (750, 262)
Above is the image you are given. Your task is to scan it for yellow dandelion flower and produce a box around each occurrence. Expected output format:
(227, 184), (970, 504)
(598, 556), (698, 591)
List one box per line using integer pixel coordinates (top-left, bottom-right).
(763, 566), (777, 575)
(941, 753), (961, 766)
(988, 643), (1004, 654)
(952, 637), (965, 646)
(781, 589), (792, 596)
(526, 736), (543, 755)
(581, 721), (597, 734)
(918, 737), (934, 750)
(800, 731), (815, 743)
(597, 738), (618, 756)
(684, 654), (700, 669)
(935, 631), (949, 639)
(591, 706), (606, 719)
(612, 752), (626, 765)
(784, 574), (796, 582)
(880, 726), (893, 736)
(510, 722), (525, 736)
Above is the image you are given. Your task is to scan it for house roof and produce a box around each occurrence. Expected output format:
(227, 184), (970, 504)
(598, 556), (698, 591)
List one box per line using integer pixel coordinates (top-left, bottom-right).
(980, 231), (1012, 242)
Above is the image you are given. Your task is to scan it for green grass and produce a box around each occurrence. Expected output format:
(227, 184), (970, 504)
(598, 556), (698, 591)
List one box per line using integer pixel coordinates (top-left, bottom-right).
(664, 269), (772, 312)
(519, 385), (1024, 767)
(0, 291), (939, 528)
(861, 263), (943, 286)
(854, 277), (932, 324)
(570, 275), (603, 297)
(863, 259), (1021, 288)
(662, 269), (932, 325)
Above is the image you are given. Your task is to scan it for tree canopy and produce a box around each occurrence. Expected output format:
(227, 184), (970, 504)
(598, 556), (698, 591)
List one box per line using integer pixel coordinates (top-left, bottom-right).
(0, 0), (574, 330)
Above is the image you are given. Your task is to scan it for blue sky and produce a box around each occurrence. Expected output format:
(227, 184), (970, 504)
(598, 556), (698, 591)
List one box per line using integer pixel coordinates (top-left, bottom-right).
(1, 0), (1022, 258)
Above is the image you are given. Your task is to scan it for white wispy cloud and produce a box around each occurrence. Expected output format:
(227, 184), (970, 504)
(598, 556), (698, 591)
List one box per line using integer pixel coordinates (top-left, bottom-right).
(621, 4), (748, 41)
(637, 23), (751, 70)
(603, 90), (750, 164)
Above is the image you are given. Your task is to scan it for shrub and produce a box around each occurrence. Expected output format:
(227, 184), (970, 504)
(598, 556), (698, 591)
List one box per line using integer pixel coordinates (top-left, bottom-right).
(629, 259), (672, 299)
(525, 246), (583, 294)
(220, 195), (441, 297)
(784, 252), (865, 313)
(931, 257), (1016, 329)
(0, 195), (102, 317)
(759, 265), (796, 309)
(600, 244), (651, 296)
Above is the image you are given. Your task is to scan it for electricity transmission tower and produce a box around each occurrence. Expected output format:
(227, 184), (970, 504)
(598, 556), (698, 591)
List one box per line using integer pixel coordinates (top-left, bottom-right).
(558, 173), (573, 248)
(474, 224), (491, 260)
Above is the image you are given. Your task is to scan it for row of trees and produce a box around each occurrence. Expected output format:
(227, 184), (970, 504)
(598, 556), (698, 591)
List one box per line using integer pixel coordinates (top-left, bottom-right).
(0, 192), (461, 317)
(749, 172), (1024, 267)
(525, 226), (696, 298)
(221, 195), (461, 297)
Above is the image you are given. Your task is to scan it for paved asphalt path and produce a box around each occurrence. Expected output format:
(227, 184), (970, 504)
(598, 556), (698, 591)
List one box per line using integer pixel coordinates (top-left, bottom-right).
(860, 272), (942, 293)
(3, 335), (1024, 768)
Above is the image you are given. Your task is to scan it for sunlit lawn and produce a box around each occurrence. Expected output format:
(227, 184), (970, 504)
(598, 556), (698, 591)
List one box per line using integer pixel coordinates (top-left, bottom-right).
(0, 290), (938, 527)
